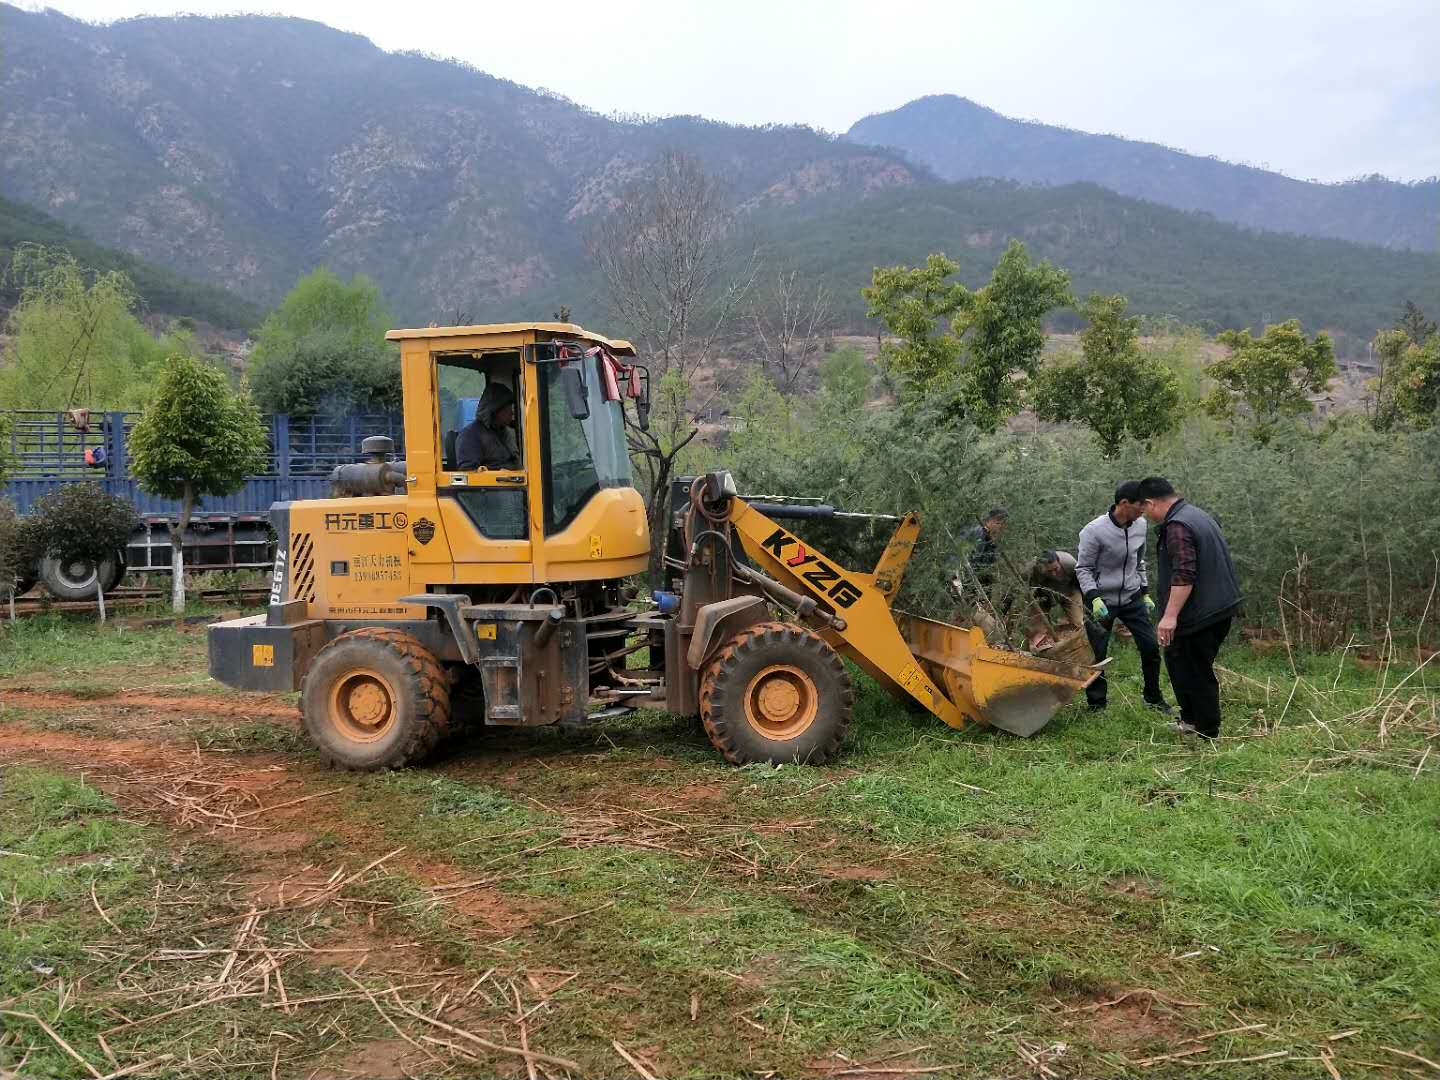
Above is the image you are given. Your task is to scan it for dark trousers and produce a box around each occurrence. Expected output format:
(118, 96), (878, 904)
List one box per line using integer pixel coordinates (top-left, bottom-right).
(1084, 596), (1164, 708)
(1163, 617), (1232, 738)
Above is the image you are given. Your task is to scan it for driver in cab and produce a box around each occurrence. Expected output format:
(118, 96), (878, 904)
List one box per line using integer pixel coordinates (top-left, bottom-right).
(456, 382), (519, 470)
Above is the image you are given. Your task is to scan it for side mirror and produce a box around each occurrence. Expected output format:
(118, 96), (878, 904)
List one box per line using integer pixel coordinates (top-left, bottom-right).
(560, 366), (589, 420)
(632, 364), (651, 430)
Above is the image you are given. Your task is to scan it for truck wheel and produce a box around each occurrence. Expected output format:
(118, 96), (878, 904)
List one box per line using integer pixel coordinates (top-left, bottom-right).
(301, 628), (450, 771)
(699, 621), (852, 766)
(39, 554), (119, 600)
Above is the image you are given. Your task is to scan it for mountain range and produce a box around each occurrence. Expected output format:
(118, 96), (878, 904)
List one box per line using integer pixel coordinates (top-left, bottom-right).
(847, 96), (1439, 253)
(0, 4), (1435, 348)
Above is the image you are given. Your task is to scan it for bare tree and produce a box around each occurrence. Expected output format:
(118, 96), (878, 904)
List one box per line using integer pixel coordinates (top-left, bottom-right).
(749, 269), (832, 393)
(589, 150), (759, 583)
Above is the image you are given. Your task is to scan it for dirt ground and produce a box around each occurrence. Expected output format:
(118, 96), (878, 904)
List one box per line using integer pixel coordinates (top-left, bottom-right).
(2, 620), (1436, 1078)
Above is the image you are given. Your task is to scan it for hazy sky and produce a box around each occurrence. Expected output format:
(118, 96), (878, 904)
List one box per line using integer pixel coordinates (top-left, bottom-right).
(33, 0), (1440, 183)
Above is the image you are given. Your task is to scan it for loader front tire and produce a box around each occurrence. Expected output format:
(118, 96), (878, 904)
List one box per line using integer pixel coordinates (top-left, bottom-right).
(301, 628), (450, 771)
(700, 621), (852, 766)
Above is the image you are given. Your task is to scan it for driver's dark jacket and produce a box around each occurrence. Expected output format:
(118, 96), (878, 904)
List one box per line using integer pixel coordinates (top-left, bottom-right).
(455, 422), (518, 470)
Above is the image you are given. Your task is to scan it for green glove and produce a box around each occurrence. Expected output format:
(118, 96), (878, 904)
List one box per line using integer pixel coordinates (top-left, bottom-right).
(1142, 594), (1156, 615)
(1090, 597), (1109, 620)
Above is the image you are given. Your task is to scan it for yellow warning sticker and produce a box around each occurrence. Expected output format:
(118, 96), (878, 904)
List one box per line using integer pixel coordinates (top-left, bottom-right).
(252, 644), (275, 667)
(475, 623), (497, 641)
(589, 534), (604, 559)
(897, 663), (925, 694)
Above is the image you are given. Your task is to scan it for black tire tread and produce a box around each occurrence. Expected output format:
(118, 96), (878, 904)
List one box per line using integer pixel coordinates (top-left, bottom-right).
(301, 627), (450, 771)
(699, 620), (852, 766)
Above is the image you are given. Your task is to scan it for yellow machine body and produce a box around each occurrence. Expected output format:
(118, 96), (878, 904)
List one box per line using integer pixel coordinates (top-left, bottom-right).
(275, 323), (649, 620)
(209, 325), (1095, 770)
(722, 496), (1097, 737)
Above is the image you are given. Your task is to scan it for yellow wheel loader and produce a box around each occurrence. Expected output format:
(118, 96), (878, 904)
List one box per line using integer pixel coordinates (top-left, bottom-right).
(208, 323), (1096, 770)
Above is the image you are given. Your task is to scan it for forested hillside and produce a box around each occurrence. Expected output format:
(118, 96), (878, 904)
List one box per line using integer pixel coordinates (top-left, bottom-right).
(747, 180), (1440, 345)
(0, 196), (261, 330)
(0, 4), (918, 320)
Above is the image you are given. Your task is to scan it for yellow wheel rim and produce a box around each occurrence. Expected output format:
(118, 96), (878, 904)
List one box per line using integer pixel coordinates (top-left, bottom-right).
(744, 664), (818, 741)
(328, 668), (398, 744)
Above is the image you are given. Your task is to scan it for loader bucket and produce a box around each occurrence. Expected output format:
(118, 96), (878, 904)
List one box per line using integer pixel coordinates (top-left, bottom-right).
(896, 613), (1098, 737)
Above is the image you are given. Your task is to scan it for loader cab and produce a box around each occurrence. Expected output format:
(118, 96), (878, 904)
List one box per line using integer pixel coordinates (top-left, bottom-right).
(385, 323), (652, 586)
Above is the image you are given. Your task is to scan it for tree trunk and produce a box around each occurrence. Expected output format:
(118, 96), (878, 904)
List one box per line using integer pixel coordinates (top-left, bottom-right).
(7, 587), (15, 622)
(172, 484), (193, 616)
(646, 461), (673, 590)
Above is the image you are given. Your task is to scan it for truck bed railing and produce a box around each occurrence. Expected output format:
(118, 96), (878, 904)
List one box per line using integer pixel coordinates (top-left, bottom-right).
(2, 410), (405, 517)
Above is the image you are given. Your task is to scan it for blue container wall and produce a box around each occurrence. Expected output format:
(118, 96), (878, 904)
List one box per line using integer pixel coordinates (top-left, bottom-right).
(3, 411), (405, 517)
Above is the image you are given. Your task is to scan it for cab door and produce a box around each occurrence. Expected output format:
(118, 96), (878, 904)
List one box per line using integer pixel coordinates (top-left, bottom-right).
(413, 350), (535, 584)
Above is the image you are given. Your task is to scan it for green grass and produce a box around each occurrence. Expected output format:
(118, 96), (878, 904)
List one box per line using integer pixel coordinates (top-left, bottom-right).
(0, 612), (205, 680)
(1, 613), (1437, 1076)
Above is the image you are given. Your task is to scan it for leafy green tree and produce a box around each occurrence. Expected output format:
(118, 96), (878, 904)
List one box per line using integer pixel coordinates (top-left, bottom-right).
(863, 242), (1071, 430)
(1204, 320), (1337, 442)
(1394, 335), (1440, 428)
(248, 268), (400, 415)
(1369, 328), (1410, 431)
(818, 345), (872, 412)
(26, 483), (137, 622)
(862, 253), (967, 390)
(1398, 300), (1436, 346)
(954, 242), (1072, 432)
(130, 355), (270, 613)
(1032, 294), (1183, 457)
(0, 247), (180, 409)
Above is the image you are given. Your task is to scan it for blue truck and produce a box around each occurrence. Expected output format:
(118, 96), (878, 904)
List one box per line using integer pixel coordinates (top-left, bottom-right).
(3, 409), (404, 598)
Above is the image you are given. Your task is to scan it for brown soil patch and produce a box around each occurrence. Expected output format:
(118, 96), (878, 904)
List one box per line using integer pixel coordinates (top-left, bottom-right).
(0, 725), (189, 768)
(410, 858), (550, 934)
(1106, 874), (1163, 900)
(242, 829), (313, 854)
(817, 863), (889, 881)
(1056, 989), (1193, 1051)
(310, 1038), (418, 1080)
(2, 688), (297, 720)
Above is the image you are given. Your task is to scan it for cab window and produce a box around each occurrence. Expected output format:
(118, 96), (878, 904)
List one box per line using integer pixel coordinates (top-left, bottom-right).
(436, 352), (522, 472)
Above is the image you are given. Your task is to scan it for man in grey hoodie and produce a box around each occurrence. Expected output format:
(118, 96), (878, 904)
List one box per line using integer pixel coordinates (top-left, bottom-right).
(1075, 480), (1169, 713)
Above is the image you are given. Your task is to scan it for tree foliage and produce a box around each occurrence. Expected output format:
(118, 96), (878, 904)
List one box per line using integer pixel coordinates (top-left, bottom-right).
(1397, 300), (1436, 346)
(862, 253), (967, 390)
(130, 354), (269, 612)
(1394, 335), (1440, 428)
(757, 181), (1439, 347)
(0, 501), (22, 610)
(247, 268), (400, 415)
(1204, 320), (1337, 442)
(26, 483), (137, 621)
(0, 247), (191, 410)
(953, 242), (1072, 430)
(864, 243), (1070, 431)
(1031, 294), (1183, 456)
(0, 195), (262, 331)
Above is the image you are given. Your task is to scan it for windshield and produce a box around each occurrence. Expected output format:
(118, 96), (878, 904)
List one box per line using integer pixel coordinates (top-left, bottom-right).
(542, 354), (633, 534)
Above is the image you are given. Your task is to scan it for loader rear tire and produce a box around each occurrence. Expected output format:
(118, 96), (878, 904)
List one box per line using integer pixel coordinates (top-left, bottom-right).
(699, 621), (852, 766)
(301, 628), (450, 771)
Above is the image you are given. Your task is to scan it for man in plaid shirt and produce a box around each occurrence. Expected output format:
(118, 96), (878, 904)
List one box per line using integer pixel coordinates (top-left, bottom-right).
(1137, 477), (1242, 739)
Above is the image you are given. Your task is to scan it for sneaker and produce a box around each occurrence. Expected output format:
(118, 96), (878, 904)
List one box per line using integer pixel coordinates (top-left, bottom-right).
(1145, 700), (1174, 716)
(1171, 720), (1216, 740)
